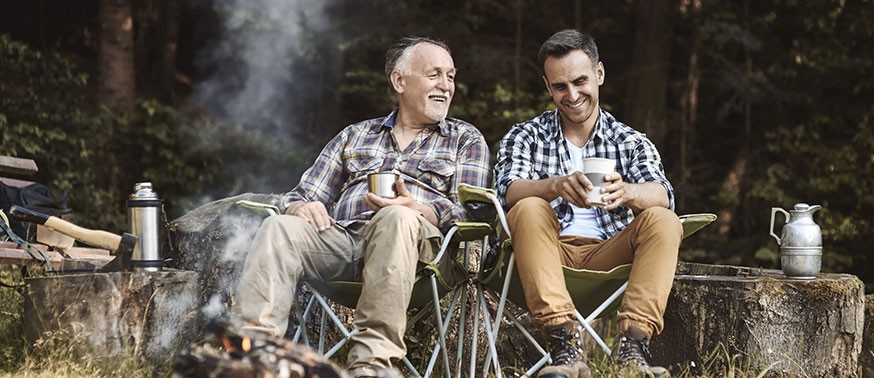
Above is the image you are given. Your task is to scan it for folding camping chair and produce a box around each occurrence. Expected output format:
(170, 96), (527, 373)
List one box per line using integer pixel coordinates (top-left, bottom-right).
(236, 200), (493, 378)
(455, 184), (717, 377)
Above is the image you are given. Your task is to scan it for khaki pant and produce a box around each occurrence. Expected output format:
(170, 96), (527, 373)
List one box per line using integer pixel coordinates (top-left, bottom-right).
(232, 205), (444, 370)
(506, 197), (682, 337)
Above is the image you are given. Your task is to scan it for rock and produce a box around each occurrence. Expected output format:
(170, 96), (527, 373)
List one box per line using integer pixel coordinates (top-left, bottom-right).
(652, 262), (865, 378)
(167, 192), (281, 316)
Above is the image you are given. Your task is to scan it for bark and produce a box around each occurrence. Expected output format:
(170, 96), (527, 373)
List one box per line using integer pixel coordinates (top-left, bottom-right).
(23, 271), (199, 368)
(98, 0), (135, 110)
(626, 0), (674, 148)
(652, 262), (865, 378)
(863, 294), (874, 378)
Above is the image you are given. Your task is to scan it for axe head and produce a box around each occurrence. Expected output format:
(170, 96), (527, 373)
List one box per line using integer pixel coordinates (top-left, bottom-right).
(98, 233), (137, 273)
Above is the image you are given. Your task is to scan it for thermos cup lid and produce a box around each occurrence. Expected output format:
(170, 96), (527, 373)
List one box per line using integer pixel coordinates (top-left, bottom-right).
(130, 182), (159, 201)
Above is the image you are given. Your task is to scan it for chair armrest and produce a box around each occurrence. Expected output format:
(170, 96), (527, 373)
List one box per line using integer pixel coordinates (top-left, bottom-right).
(451, 221), (494, 242)
(679, 213), (717, 239)
(236, 200), (280, 217)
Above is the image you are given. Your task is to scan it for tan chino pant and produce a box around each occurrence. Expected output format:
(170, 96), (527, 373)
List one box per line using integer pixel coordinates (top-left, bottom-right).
(232, 205), (443, 370)
(506, 197), (682, 337)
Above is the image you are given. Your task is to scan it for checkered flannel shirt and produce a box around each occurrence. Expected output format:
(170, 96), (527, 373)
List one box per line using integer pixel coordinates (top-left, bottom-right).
(281, 111), (492, 232)
(495, 108), (674, 237)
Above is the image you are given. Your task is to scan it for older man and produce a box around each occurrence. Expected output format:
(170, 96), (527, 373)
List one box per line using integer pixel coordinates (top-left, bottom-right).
(232, 37), (491, 377)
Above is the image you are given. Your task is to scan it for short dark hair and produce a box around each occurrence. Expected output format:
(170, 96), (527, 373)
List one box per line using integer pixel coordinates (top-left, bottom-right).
(537, 30), (599, 73)
(384, 37), (451, 97)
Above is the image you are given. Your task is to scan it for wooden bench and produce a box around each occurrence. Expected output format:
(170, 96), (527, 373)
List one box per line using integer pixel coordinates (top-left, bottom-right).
(0, 156), (110, 267)
(0, 155), (39, 188)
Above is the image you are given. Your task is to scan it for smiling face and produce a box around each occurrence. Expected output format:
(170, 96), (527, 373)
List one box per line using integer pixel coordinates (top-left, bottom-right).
(391, 42), (456, 127)
(542, 49), (604, 131)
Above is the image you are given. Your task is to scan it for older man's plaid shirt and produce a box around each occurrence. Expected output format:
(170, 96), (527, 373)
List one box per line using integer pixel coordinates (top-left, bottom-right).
(281, 111), (492, 232)
(495, 109), (674, 238)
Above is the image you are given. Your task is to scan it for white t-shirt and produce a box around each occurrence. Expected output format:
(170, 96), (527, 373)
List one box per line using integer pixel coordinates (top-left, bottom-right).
(560, 140), (606, 240)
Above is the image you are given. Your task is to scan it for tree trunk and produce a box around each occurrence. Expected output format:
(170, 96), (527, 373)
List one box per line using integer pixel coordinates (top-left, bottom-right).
(626, 0), (674, 148)
(156, 0), (178, 102)
(677, 0), (701, 211)
(98, 0), (136, 110)
(652, 262), (865, 378)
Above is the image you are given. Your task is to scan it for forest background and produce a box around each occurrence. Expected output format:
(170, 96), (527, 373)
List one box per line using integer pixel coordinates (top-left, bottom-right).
(1, 0), (872, 291)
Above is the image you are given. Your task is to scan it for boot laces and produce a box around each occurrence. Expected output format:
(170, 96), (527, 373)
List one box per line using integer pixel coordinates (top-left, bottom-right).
(547, 327), (582, 365)
(616, 334), (653, 368)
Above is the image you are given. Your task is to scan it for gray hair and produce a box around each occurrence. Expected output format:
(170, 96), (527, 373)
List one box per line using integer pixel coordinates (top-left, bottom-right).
(385, 37), (451, 97)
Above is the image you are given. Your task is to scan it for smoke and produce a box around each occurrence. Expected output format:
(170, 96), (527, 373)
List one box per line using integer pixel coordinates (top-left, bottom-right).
(193, 0), (331, 135)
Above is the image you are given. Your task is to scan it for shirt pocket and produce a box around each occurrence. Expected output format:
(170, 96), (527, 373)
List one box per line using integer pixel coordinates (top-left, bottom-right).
(346, 154), (383, 178)
(417, 158), (456, 193)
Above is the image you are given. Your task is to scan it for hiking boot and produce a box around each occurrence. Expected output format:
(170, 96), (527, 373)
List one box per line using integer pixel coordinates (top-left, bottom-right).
(612, 327), (670, 378)
(537, 321), (592, 378)
(346, 365), (403, 378)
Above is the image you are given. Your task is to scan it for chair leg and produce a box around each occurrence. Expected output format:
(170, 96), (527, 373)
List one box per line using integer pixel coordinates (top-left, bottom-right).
(575, 281), (627, 356)
(469, 285), (482, 378)
(477, 286), (503, 378)
(453, 283), (468, 378)
(293, 293), (317, 345)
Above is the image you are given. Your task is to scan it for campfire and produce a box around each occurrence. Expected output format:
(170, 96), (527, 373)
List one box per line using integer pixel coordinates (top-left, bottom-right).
(173, 321), (401, 378)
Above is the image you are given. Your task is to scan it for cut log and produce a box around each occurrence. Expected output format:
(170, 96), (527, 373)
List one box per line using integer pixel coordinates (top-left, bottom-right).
(23, 270), (199, 368)
(863, 294), (873, 378)
(652, 262), (865, 378)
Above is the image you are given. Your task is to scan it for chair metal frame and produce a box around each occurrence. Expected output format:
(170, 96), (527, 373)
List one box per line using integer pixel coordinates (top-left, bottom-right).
(236, 200), (494, 378)
(454, 184), (716, 377)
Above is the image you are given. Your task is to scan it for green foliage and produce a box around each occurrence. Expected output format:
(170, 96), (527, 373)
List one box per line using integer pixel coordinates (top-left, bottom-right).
(0, 270), (25, 372)
(0, 34), (315, 233)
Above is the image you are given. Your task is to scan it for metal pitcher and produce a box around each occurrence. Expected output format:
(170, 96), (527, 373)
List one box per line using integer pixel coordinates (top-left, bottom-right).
(769, 203), (822, 279)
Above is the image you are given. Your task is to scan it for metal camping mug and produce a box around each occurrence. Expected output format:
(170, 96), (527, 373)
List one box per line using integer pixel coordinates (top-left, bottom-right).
(368, 172), (398, 199)
(127, 182), (163, 272)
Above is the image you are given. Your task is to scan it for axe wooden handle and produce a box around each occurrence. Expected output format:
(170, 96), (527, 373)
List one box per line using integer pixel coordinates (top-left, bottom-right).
(9, 206), (123, 252)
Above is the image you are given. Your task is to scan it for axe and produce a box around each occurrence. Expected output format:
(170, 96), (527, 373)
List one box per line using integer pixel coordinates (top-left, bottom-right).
(9, 205), (137, 272)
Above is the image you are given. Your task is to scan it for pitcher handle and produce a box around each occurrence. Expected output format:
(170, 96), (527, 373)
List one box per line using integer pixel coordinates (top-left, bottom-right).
(769, 207), (789, 245)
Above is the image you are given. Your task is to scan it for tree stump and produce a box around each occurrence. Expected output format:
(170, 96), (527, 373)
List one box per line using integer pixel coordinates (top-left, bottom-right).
(23, 270), (199, 368)
(863, 294), (873, 378)
(652, 262), (865, 378)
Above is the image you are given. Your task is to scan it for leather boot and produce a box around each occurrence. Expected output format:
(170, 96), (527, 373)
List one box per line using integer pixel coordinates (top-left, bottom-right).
(612, 326), (670, 377)
(536, 321), (592, 378)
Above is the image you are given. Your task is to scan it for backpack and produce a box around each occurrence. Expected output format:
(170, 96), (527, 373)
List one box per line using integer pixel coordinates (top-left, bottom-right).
(0, 182), (70, 241)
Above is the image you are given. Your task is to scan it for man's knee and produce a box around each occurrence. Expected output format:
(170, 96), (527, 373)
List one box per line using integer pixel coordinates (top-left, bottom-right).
(636, 207), (682, 237)
(371, 205), (420, 226)
(634, 207), (683, 244)
(508, 197), (553, 221)
(257, 214), (310, 239)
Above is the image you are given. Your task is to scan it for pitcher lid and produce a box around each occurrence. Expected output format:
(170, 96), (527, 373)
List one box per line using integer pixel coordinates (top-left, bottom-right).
(791, 203), (821, 213)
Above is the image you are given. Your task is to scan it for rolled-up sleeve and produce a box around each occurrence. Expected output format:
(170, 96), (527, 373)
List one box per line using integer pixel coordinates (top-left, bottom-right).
(494, 125), (534, 207)
(626, 138), (675, 211)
